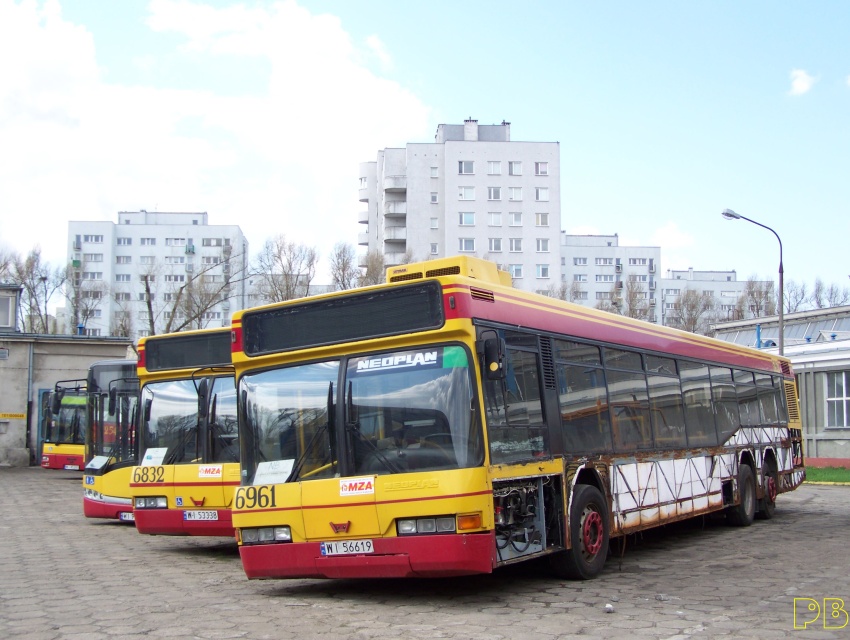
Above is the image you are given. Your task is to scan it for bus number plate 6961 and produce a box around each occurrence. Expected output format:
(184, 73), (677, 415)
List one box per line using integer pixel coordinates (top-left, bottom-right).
(320, 539), (374, 556)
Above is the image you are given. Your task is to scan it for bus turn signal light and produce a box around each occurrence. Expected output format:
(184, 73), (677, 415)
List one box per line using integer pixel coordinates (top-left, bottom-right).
(457, 513), (482, 531)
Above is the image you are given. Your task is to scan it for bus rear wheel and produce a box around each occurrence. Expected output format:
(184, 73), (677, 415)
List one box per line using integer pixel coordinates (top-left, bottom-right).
(727, 463), (756, 527)
(550, 484), (609, 580)
(757, 459), (778, 520)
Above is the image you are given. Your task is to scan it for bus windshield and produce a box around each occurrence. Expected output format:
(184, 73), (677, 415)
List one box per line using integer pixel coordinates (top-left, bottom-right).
(141, 376), (238, 464)
(239, 345), (483, 485)
(45, 392), (86, 445)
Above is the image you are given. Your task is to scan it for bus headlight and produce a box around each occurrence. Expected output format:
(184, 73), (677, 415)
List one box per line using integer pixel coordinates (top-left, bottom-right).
(240, 526), (291, 545)
(397, 516), (457, 535)
(134, 496), (167, 509)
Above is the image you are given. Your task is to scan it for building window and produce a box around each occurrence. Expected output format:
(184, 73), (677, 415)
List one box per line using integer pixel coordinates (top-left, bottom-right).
(459, 238), (475, 252)
(117, 237), (132, 246)
(488, 212), (502, 226)
(140, 238), (156, 246)
(536, 264), (550, 278)
(458, 212), (475, 226)
(83, 253), (103, 262)
(82, 290), (102, 299)
(430, 192), (438, 203)
(164, 274), (185, 283)
(202, 238), (226, 247)
(166, 237), (187, 246)
(202, 256), (221, 265)
(535, 187), (549, 202)
(535, 213), (549, 227)
(138, 330), (151, 338)
(430, 166), (438, 178)
(536, 239), (549, 252)
(596, 292), (612, 300)
(488, 187), (501, 201)
(430, 218), (439, 229)
(430, 243), (438, 255)
(665, 289), (681, 296)
(458, 160), (474, 174)
(595, 257), (613, 266)
(165, 256), (185, 264)
(116, 256), (131, 264)
(509, 264), (523, 278)
(115, 274), (131, 283)
(509, 238), (522, 252)
(163, 293), (175, 302)
(139, 275), (156, 283)
(575, 291), (588, 300)
(509, 187), (522, 201)
(574, 257), (587, 266)
(84, 328), (101, 337)
(83, 235), (103, 243)
(82, 272), (102, 280)
(629, 258), (648, 266)
(203, 274), (223, 283)
(535, 162), (549, 176)
(487, 161), (501, 175)
(574, 274), (587, 282)
(458, 186), (475, 200)
(92, 309), (102, 318)
(138, 293), (151, 301)
(359, 177), (367, 188)
(721, 290), (737, 297)
(596, 275), (615, 282)
(629, 274), (648, 282)
(509, 212), (522, 226)
(488, 238), (502, 252)
(115, 292), (131, 302)
(509, 161), (522, 176)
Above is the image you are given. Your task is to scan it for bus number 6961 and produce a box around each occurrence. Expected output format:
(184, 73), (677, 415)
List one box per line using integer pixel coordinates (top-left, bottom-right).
(235, 485), (277, 510)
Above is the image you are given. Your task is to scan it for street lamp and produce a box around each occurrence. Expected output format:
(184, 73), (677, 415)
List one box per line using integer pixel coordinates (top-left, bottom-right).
(39, 276), (48, 333)
(721, 209), (784, 355)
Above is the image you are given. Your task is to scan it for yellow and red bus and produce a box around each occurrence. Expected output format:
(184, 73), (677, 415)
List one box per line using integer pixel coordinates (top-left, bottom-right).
(82, 359), (140, 522)
(41, 380), (87, 470)
(130, 328), (238, 537)
(230, 256), (804, 580)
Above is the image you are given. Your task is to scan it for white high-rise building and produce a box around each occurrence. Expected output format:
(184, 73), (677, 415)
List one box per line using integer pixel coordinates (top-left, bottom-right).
(66, 211), (248, 340)
(358, 118), (561, 293)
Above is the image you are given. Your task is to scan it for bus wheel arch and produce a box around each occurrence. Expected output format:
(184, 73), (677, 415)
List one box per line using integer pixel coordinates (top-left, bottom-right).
(757, 450), (779, 520)
(727, 455), (756, 527)
(549, 479), (609, 580)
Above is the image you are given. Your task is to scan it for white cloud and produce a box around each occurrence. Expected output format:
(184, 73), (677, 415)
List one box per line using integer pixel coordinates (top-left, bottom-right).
(788, 68), (817, 96)
(650, 222), (694, 275)
(365, 35), (393, 72)
(0, 0), (431, 280)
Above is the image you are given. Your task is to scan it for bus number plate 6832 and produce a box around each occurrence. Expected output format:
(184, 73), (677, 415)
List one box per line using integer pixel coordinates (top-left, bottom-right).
(320, 539), (374, 556)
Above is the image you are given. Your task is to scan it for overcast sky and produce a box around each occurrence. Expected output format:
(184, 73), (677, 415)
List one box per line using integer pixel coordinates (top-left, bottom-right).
(1, 0), (848, 289)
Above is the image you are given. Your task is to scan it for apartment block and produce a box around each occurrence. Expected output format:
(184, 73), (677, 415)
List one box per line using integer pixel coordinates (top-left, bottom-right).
(358, 119), (561, 293)
(66, 211), (248, 340)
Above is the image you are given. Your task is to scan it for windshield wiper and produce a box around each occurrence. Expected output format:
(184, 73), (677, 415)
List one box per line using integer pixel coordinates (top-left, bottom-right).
(285, 382), (334, 483)
(344, 380), (401, 474)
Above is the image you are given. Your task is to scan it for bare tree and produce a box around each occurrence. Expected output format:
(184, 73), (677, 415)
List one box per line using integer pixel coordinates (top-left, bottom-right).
(668, 288), (718, 335)
(65, 257), (109, 333)
(11, 247), (63, 333)
(824, 283), (850, 308)
(568, 280), (585, 303)
(784, 279), (809, 313)
(358, 250), (386, 287)
(0, 247), (13, 281)
(545, 281), (570, 301)
(739, 276), (776, 318)
(252, 235), (319, 303)
(329, 242), (360, 291)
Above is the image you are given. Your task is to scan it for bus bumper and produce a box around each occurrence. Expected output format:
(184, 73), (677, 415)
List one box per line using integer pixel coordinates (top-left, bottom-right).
(41, 454), (83, 470)
(83, 495), (135, 522)
(135, 509), (234, 537)
(239, 532), (496, 579)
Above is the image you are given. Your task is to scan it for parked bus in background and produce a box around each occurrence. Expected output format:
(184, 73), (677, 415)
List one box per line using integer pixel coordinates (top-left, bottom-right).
(131, 328), (238, 537)
(229, 256), (805, 580)
(41, 380), (87, 470)
(82, 359), (140, 522)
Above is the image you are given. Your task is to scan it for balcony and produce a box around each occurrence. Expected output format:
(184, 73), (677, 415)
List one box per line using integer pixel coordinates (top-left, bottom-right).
(382, 175), (407, 192)
(357, 232), (369, 246)
(358, 211), (369, 224)
(383, 226), (407, 241)
(359, 187), (369, 203)
(384, 251), (409, 265)
(384, 201), (407, 217)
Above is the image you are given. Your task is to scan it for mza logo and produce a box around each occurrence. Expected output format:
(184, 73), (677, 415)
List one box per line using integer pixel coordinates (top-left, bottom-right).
(794, 598), (848, 629)
(340, 477), (374, 496)
(198, 465), (223, 478)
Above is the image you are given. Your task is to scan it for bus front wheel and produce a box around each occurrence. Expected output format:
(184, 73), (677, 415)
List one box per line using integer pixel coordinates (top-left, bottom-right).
(550, 484), (609, 580)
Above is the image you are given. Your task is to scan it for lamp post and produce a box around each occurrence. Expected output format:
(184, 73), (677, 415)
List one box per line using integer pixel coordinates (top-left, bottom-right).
(721, 209), (784, 355)
(39, 275), (48, 333)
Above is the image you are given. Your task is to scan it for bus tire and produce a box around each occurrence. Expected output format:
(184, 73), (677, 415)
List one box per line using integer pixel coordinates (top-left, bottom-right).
(727, 463), (756, 527)
(550, 484), (609, 580)
(756, 458), (778, 520)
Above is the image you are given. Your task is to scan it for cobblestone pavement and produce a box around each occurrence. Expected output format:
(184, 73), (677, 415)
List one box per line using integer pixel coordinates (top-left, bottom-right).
(1, 467), (848, 640)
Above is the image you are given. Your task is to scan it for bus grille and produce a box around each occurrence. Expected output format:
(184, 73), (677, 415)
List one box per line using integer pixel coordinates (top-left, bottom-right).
(784, 382), (801, 422)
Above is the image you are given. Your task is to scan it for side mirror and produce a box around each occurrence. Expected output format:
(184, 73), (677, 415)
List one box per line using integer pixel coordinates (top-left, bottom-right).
(108, 387), (117, 416)
(50, 391), (64, 415)
(197, 378), (209, 419)
(483, 337), (506, 381)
